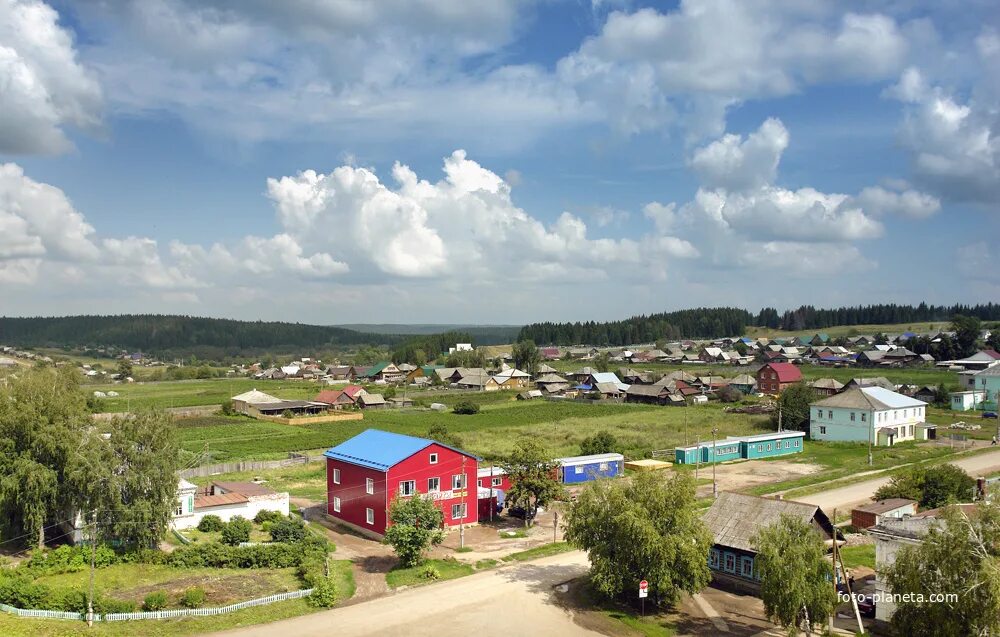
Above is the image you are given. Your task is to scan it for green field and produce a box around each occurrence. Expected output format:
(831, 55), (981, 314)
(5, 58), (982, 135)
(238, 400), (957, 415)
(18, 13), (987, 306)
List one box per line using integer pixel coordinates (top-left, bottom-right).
(839, 545), (876, 570)
(176, 400), (776, 462)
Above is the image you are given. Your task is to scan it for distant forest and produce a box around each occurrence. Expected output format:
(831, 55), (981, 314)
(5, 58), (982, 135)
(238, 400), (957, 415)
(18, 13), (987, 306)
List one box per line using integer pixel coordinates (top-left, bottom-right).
(0, 315), (404, 356)
(518, 303), (1000, 346)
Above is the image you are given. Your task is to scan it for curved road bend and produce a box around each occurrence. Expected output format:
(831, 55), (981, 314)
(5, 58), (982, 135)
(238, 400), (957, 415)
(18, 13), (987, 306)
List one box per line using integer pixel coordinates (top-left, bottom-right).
(207, 551), (600, 637)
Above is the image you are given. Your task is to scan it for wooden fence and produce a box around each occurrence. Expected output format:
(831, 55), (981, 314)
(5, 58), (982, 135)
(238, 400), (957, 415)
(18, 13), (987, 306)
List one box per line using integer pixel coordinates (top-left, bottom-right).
(178, 455), (324, 479)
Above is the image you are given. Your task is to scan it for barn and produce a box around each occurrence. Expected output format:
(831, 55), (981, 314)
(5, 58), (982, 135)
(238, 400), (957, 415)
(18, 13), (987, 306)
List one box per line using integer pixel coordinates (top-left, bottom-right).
(324, 429), (479, 538)
(555, 453), (624, 483)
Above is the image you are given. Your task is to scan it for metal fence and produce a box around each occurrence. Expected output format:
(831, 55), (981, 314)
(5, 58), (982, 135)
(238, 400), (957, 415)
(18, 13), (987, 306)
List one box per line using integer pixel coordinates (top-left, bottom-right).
(0, 589), (313, 623)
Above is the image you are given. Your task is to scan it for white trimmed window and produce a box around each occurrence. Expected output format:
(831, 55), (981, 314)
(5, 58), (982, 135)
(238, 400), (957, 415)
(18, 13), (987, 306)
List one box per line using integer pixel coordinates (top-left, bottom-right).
(574, 465), (584, 474)
(451, 503), (467, 519)
(333, 497), (341, 512)
(365, 508), (374, 525)
(819, 426), (827, 434)
(492, 477), (502, 487)
(366, 478), (374, 495)
(333, 468), (341, 484)
(599, 462), (609, 471)
(399, 480), (416, 496)
(429, 453), (438, 464)
(427, 477), (440, 492)
(452, 474), (465, 490)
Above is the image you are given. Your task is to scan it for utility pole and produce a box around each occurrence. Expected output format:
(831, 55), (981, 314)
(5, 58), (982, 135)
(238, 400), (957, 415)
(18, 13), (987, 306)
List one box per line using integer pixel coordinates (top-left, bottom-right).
(695, 435), (700, 482)
(553, 510), (558, 543)
(489, 461), (494, 523)
(87, 508), (97, 627)
(711, 427), (719, 498)
(777, 405), (782, 432)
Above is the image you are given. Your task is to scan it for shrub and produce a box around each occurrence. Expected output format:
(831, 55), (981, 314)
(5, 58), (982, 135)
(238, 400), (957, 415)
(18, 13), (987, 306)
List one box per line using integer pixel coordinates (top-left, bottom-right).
(219, 399), (235, 416)
(420, 565), (440, 580)
(307, 577), (338, 608)
(197, 515), (225, 533)
(179, 587), (206, 609)
(95, 596), (137, 614)
(221, 516), (252, 546)
(452, 401), (480, 415)
(270, 518), (307, 544)
(718, 386), (742, 403)
(0, 577), (50, 609)
(254, 509), (285, 525)
(142, 591), (168, 611)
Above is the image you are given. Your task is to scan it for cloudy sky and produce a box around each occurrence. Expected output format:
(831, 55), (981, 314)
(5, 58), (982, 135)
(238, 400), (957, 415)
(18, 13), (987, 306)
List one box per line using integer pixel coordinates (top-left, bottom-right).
(2, 0), (998, 324)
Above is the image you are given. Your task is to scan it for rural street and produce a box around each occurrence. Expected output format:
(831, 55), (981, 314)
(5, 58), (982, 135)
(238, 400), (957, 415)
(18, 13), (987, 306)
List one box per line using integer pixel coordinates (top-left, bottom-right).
(208, 551), (602, 637)
(797, 448), (1000, 512)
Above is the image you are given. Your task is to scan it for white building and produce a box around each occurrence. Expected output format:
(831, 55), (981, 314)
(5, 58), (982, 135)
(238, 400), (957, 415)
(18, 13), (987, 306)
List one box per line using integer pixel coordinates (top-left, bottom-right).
(810, 387), (927, 446)
(950, 390), (986, 411)
(171, 481), (290, 530)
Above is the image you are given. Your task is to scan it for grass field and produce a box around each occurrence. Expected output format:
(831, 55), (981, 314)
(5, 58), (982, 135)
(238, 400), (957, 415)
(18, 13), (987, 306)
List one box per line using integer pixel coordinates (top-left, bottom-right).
(500, 542), (576, 562)
(175, 400), (776, 462)
(385, 558), (474, 588)
(839, 545), (875, 570)
(34, 563), (302, 608)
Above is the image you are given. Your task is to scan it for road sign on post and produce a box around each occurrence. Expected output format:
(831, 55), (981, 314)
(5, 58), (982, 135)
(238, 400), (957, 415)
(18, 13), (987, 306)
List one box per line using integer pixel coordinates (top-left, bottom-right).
(639, 579), (648, 617)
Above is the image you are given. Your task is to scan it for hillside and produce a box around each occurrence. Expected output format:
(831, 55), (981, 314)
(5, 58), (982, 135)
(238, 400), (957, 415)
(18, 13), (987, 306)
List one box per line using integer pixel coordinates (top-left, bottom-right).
(338, 324), (521, 344)
(0, 315), (403, 355)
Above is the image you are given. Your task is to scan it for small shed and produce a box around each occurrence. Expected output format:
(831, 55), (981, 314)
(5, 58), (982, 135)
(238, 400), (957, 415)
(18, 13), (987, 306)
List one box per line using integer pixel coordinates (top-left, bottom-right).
(851, 498), (918, 530)
(556, 453), (624, 484)
(691, 394), (708, 404)
(358, 393), (387, 409)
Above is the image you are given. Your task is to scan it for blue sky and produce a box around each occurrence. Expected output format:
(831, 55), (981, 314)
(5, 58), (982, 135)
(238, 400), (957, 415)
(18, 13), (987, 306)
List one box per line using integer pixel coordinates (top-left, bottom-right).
(1, 0), (997, 324)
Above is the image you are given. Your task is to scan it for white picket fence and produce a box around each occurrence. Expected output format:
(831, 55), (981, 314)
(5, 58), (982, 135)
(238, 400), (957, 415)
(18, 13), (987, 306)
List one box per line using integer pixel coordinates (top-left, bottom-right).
(0, 589), (313, 622)
(0, 603), (84, 620)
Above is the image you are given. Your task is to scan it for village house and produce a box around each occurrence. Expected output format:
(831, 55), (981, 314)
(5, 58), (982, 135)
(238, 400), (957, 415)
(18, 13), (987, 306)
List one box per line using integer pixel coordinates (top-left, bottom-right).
(843, 376), (896, 391)
(231, 388), (282, 415)
(534, 372), (571, 395)
(324, 429), (479, 538)
(172, 481), (290, 531)
(488, 367), (530, 390)
(850, 498), (918, 530)
(810, 378), (844, 396)
(728, 374), (758, 394)
(755, 362), (802, 394)
(358, 362), (406, 383)
(810, 387), (928, 445)
(358, 393), (387, 409)
(625, 383), (683, 405)
(702, 493), (836, 594)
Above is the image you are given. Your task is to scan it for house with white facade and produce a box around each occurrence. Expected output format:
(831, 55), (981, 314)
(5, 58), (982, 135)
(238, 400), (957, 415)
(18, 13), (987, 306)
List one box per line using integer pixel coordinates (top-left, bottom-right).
(171, 480), (290, 531)
(809, 387), (927, 446)
(950, 390), (986, 411)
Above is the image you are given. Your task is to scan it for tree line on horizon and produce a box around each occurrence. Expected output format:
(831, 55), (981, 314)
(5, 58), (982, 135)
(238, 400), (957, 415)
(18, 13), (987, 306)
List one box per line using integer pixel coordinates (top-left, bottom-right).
(518, 303), (1000, 346)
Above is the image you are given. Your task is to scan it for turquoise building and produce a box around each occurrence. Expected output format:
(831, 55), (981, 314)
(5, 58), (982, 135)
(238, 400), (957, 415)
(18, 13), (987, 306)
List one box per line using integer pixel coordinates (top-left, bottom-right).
(674, 431), (804, 464)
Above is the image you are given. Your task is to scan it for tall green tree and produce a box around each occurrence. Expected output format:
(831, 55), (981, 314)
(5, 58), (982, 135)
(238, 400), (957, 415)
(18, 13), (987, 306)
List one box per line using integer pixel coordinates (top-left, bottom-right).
(873, 463), (975, 509)
(952, 314), (982, 357)
(383, 495), (446, 567)
(884, 502), (1000, 637)
(116, 358), (133, 379)
(752, 514), (837, 635)
(511, 340), (541, 376)
(771, 383), (816, 434)
(500, 439), (564, 527)
(592, 351), (611, 373)
(565, 471), (712, 606)
(0, 367), (88, 548)
(579, 431), (619, 456)
(71, 410), (180, 548)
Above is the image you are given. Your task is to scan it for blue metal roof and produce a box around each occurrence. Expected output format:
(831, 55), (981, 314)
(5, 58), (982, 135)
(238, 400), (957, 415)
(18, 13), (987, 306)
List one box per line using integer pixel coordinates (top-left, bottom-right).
(323, 429), (479, 471)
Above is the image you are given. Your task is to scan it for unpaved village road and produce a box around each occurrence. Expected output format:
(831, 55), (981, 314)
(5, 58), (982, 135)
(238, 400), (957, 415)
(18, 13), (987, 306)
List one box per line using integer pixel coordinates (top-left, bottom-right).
(797, 448), (1000, 512)
(207, 551), (601, 637)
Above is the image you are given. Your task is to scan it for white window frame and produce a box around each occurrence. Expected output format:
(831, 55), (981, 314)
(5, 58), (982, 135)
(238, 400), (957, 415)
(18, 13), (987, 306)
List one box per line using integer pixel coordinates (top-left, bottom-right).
(599, 462), (609, 471)
(333, 496), (341, 512)
(365, 508), (374, 525)
(333, 468), (341, 484)
(366, 478), (374, 495)
(429, 453), (438, 464)
(427, 477), (440, 492)
(451, 503), (467, 520)
(574, 465), (584, 474)
(452, 474), (465, 490)
(492, 477), (502, 487)
(399, 480), (416, 497)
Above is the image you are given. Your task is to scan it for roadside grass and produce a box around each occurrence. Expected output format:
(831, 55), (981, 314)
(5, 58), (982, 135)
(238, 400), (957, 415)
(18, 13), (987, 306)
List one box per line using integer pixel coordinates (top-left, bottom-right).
(746, 441), (960, 497)
(474, 559), (499, 569)
(385, 558), (474, 588)
(0, 599), (318, 637)
(564, 577), (676, 637)
(839, 545), (875, 570)
(501, 541), (575, 562)
(498, 529), (528, 539)
(453, 546), (474, 553)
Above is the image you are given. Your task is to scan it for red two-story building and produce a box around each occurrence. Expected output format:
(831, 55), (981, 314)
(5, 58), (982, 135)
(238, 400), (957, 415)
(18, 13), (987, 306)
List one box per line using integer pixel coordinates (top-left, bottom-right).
(324, 429), (479, 537)
(756, 362), (803, 394)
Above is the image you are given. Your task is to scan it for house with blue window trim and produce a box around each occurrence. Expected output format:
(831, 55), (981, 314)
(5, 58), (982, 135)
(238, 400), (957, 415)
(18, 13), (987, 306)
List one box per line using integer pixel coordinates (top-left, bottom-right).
(702, 492), (837, 594)
(673, 431), (804, 465)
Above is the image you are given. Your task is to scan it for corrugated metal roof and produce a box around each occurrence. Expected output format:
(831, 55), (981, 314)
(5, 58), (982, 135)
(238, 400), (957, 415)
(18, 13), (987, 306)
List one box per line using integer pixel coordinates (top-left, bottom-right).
(195, 493), (249, 509)
(324, 429), (478, 471)
(232, 389), (281, 404)
(853, 498), (916, 514)
(556, 453), (624, 466)
(213, 481), (275, 497)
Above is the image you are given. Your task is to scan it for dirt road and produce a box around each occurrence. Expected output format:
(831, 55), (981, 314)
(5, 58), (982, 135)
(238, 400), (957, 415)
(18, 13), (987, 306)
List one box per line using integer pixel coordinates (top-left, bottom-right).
(207, 551), (600, 637)
(796, 448), (1000, 512)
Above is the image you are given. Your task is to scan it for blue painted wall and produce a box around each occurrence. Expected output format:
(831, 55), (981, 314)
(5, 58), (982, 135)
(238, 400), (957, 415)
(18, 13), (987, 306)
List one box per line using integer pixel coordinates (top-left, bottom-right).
(561, 460), (622, 483)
